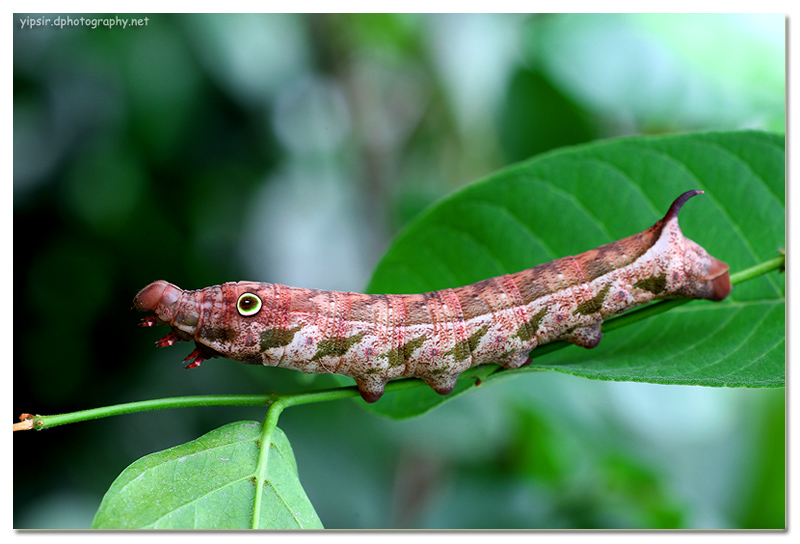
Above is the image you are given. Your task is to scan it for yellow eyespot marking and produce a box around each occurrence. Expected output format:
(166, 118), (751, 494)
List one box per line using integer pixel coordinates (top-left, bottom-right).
(237, 292), (262, 316)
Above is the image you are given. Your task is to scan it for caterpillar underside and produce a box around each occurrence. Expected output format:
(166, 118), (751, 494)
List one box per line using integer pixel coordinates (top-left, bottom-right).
(135, 191), (731, 402)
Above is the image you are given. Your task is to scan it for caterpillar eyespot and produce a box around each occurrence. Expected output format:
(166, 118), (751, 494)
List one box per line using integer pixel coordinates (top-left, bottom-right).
(237, 293), (262, 316)
(134, 191), (731, 404)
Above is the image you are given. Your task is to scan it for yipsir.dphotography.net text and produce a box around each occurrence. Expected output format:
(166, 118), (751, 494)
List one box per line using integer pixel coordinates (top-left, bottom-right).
(18, 14), (150, 30)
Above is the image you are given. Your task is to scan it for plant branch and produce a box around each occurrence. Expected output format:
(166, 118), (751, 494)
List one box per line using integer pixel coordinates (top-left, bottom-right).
(15, 253), (784, 431)
(15, 395), (272, 431)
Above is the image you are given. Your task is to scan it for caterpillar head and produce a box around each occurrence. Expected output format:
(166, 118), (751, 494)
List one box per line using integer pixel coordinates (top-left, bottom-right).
(134, 280), (218, 368)
(134, 280), (200, 333)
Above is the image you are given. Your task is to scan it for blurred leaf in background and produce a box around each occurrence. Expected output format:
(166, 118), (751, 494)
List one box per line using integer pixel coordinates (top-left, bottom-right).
(13, 13), (784, 529)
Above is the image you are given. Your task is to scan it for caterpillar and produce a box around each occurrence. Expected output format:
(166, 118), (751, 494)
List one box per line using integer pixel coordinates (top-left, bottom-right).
(135, 190), (731, 403)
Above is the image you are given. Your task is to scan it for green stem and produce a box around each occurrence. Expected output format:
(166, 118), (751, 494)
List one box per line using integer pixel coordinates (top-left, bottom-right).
(252, 397), (284, 528)
(730, 254), (785, 284)
(248, 381), (421, 527)
(24, 395), (272, 431)
(19, 253), (784, 432)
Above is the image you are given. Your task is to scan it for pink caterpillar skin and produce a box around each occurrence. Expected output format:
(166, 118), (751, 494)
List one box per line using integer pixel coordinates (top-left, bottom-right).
(135, 191), (731, 403)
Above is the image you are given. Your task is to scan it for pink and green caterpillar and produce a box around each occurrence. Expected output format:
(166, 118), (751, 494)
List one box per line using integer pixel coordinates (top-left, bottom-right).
(135, 190), (731, 403)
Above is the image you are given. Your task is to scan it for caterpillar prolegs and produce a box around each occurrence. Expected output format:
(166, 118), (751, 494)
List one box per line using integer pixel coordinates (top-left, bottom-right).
(135, 190), (731, 403)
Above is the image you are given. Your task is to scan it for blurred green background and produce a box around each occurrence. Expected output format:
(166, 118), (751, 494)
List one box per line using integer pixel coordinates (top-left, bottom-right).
(14, 13), (784, 529)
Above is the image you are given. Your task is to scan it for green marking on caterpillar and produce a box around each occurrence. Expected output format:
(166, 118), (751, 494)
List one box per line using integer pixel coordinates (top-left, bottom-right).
(444, 325), (489, 362)
(513, 307), (548, 341)
(260, 324), (303, 351)
(634, 273), (667, 294)
(311, 331), (367, 361)
(573, 283), (612, 315)
(468, 326), (489, 351)
(381, 335), (427, 367)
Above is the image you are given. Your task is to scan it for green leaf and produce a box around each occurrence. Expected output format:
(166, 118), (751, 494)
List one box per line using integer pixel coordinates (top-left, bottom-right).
(91, 421), (323, 529)
(365, 130), (785, 419)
